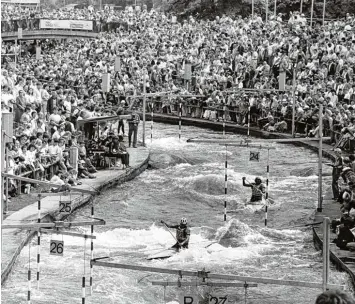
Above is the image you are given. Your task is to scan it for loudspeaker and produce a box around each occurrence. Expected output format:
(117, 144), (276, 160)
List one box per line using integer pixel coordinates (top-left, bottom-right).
(36, 46), (41, 60)
(102, 73), (111, 93)
(279, 71), (286, 91)
(114, 57), (121, 72)
(1, 113), (13, 143)
(184, 63), (192, 80)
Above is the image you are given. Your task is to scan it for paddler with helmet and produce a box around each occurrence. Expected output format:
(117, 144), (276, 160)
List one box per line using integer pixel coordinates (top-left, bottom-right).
(242, 176), (266, 202)
(161, 218), (190, 250)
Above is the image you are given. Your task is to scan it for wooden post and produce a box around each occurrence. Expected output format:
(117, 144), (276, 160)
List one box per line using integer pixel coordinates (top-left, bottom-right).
(223, 105), (226, 136)
(291, 66), (296, 137)
(252, 0), (254, 17)
(143, 79), (146, 147)
(5, 147), (9, 214)
(310, 0), (315, 27)
(15, 39), (18, 68)
(300, 0), (303, 13)
(274, 0), (277, 17)
(265, 0), (268, 22)
(322, 217), (330, 291)
(151, 103), (153, 143)
(322, 0), (326, 26)
(224, 145), (228, 222)
(317, 103), (323, 212)
(179, 103), (182, 141)
(1, 131), (5, 220)
(247, 105), (251, 137)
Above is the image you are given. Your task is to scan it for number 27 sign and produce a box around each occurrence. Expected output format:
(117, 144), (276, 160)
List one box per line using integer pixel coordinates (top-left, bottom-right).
(209, 295), (228, 304)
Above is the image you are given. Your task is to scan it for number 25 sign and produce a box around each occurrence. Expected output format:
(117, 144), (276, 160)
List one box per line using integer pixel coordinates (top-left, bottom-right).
(209, 295), (228, 304)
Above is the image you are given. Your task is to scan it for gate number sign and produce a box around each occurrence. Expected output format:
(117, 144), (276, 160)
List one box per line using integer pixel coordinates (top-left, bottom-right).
(180, 294), (228, 304)
(249, 151), (260, 162)
(209, 295), (228, 304)
(59, 200), (72, 214)
(50, 240), (64, 256)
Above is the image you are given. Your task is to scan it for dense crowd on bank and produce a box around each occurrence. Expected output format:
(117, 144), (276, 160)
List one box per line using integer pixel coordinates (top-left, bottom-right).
(1, 6), (355, 249)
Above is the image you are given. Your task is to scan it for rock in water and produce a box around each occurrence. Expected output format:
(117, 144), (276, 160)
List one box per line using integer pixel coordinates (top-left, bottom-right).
(216, 219), (253, 247)
(290, 167), (315, 177)
(149, 153), (190, 169)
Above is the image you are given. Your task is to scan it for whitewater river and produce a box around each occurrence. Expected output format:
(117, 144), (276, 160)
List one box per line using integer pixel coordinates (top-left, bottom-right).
(2, 123), (353, 304)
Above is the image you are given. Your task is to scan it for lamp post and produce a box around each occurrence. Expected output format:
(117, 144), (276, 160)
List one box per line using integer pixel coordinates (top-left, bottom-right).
(310, 0), (315, 27)
(291, 64), (297, 137)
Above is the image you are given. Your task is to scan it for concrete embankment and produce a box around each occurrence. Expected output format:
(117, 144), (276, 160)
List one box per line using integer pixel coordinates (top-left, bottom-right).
(1, 147), (149, 285)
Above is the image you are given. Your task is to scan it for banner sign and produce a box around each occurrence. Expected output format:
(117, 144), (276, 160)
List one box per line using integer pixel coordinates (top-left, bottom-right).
(1, 0), (40, 3)
(39, 19), (93, 31)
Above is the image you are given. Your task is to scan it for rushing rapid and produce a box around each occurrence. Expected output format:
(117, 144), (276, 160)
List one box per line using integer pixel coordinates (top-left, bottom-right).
(2, 123), (353, 304)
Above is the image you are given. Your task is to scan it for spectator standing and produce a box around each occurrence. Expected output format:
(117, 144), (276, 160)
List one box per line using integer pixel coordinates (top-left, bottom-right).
(330, 148), (344, 200)
(127, 107), (140, 148)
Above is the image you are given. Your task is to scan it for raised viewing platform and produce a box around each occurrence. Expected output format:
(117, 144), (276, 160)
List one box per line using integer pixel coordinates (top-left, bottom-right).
(1, 29), (99, 41)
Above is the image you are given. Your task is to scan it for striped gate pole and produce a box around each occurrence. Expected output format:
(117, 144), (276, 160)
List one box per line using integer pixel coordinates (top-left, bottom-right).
(247, 105), (251, 137)
(179, 103), (182, 141)
(223, 105), (226, 136)
(265, 149), (270, 226)
(37, 193), (41, 289)
(151, 103), (153, 143)
(90, 201), (94, 295)
(28, 269), (31, 304)
(224, 145), (228, 222)
(82, 276), (86, 304)
(28, 242), (31, 304)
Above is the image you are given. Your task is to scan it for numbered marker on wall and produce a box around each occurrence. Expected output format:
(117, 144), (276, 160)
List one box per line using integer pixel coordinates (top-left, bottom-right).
(50, 240), (64, 256)
(59, 200), (72, 215)
(179, 293), (198, 304)
(209, 294), (229, 304)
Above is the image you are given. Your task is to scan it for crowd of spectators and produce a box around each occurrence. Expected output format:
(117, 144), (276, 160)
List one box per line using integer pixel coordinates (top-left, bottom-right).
(1, 6), (355, 218)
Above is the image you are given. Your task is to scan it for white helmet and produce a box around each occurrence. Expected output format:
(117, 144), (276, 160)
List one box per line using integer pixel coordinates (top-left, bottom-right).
(180, 218), (187, 225)
(343, 191), (351, 201)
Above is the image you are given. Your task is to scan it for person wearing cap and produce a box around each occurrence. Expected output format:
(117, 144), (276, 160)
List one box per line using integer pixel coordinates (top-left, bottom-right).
(127, 107), (140, 148)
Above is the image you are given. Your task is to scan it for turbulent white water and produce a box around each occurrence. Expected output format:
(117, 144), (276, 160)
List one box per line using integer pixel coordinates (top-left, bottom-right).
(2, 123), (353, 304)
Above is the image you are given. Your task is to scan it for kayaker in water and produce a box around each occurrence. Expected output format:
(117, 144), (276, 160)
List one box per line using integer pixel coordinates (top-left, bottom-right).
(242, 177), (266, 202)
(161, 218), (190, 250)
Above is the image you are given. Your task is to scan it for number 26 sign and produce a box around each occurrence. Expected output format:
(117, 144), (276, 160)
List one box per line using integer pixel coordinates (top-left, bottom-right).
(50, 240), (64, 256)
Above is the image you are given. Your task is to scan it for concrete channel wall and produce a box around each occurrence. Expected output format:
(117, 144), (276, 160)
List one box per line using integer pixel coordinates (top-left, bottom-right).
(1, 148), (149, 285)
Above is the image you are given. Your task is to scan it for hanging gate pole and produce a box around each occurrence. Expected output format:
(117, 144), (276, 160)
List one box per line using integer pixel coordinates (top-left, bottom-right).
(179, 103), (182, 141)
(265, 149), (270, 227)
(36, 194), (41, 289)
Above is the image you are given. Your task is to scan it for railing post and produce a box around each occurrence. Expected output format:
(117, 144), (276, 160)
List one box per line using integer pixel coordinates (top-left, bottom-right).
(322, 217), (330, 291)
(317, 103), (323, 212)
